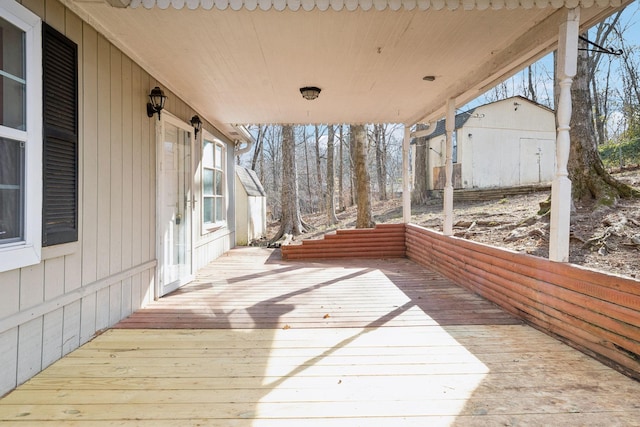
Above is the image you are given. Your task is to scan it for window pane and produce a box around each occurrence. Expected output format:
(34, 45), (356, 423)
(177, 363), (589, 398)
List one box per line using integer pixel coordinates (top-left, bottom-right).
(215, 144), (222, 169)
(0, 17), (26, 130)
(203, 169), (214, 196)
(215, 197), (223, 222)
(203, 197), (214, 224)
(215, 170), (223, 196)
(0, 137), (24, 242)
(203, 140), (214, 169)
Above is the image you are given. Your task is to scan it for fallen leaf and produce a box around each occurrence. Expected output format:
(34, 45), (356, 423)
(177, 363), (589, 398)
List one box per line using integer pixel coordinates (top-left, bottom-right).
(323, 314), (331, 319)
(282, 324), (291, 330)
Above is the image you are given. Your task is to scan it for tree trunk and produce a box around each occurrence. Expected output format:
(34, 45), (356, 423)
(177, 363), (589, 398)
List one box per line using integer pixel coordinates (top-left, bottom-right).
(338, 125), (345, 211)
(527, 65), (537, 103)
(259, 131), (265, 185)
(568, 36), (639, 206)
(353, 124), (375, 228)
(303, 127), (312, 213)
(270, 128), (281, 218)
(326, 125), (338, 225)
(412, 123), (430, 205)
(271, 125), (307, 242)
(250, 125), (264, 171)
(591, 63), (610, 146)
(349, 126), (356, 207)
(314, 125), (324, 213)
(374, 124), (388, 201)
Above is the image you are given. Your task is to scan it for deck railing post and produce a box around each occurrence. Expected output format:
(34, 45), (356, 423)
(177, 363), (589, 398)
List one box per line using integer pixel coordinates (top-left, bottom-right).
(550, 8), (580, 262)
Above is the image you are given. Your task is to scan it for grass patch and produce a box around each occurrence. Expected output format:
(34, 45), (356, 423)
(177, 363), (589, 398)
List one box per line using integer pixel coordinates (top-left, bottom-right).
(600, 138), (640, 169)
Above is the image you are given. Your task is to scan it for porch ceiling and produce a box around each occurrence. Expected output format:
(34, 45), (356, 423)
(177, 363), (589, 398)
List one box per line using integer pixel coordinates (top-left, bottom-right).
(66, 0), (629, 141)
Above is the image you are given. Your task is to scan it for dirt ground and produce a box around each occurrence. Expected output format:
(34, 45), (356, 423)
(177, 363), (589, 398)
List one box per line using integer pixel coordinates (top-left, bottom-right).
(265, 168), (640, 280)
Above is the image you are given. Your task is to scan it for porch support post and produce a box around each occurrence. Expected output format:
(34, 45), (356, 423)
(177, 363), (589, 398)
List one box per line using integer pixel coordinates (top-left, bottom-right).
(402, 125), (412, 223)
(443, 98), (455, 236)
(550, 8), (580, 262)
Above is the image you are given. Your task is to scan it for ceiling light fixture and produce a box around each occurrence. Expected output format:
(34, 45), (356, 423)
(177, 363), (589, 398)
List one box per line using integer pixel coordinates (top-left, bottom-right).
(300, 86), (321, 100)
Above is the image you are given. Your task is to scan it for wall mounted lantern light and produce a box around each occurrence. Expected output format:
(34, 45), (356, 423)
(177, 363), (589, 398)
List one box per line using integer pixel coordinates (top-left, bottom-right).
(300, 86), (321, 101)
(190, 115), (202, 138)
(147, 86), (167, 120)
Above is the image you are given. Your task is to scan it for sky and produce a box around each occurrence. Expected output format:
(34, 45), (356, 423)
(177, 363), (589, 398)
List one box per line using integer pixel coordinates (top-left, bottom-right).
(461, 1), (640, 115)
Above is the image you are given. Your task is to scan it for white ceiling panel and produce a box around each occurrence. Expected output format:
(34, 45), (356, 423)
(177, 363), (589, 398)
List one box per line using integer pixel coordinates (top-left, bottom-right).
(66, 0), (630, 141)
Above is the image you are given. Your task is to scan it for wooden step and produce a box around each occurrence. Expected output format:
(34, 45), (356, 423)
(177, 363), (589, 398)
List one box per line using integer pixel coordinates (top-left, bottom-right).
(281, 224), (406, 260)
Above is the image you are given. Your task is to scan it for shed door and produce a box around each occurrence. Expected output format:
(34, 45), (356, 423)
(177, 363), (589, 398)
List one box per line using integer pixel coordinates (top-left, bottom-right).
(519, 138), (555, 184)
(158, 117), (193, 297)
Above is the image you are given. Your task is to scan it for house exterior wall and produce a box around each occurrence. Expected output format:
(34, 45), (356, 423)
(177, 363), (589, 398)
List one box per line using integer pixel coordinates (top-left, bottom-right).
(427, 98), (556, 190)
(192, 132), (236, 272)
(0, 0), (235, 395)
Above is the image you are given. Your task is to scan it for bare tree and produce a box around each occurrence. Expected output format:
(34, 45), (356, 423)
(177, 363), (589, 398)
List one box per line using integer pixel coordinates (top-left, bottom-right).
(263, 125), (282, 216)
(271, 125), (308, 242)
(592, 60), (612, 146)
(300, 127), (311, 212)
(374, 124), (388, 200)
(614, 24), (640, 140)
(338, 125), (345, 211)
(349, 126), (357, 207)
(314, 125), (325, 212)
(326, 125), (338, 225)
(412, 123), (430, 205)
(250, 125), (265, 171)
(586, 14), (623, 146)
(568, 35), (639, 205)
(526, 64), (537, 102)
(352, 124), (374, 228)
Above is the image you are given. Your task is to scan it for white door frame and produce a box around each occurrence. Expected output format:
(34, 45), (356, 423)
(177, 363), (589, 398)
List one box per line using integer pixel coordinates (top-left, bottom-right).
(155, 112), (195, 299)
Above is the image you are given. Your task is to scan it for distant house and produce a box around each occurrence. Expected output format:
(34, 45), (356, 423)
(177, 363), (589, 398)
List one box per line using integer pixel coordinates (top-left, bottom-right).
(414, 96), (556, 191)
(235, 167), (267, 245)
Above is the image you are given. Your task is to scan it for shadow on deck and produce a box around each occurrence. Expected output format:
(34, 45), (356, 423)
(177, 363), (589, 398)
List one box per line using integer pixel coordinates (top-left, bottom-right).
(1, 246), (639, 425)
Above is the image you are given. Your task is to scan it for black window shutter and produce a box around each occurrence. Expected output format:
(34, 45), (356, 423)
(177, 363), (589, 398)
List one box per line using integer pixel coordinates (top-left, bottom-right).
(42, 23), (78, 246)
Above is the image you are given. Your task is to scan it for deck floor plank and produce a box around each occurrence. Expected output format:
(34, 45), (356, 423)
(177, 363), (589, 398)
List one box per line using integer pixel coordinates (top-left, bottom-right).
(1, 247), (639, 426)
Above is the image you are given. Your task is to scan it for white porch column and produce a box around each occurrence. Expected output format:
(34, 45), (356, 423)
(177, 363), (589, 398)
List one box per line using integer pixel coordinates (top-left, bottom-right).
(550, 8), (580, 262)
(443, 99), (455, 236)
(402, 125), (412, 223)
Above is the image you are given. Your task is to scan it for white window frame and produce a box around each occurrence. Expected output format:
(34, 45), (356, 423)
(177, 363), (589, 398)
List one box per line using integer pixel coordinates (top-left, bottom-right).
(0, 2), (42, 273)
(201, 131), (227, 233)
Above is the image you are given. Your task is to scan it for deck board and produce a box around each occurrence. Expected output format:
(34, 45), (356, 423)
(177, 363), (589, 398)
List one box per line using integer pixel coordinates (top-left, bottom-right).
(116, 249), (521, 329)
(1, 247), (639, 426)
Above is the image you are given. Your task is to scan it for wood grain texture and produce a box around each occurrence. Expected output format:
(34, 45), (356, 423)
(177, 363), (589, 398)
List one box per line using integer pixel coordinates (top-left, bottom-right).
(406, 223), (640, 381)
(2, 247), (639, 425)
(116, 247), (517, 329)
(282, 223), (406, 260)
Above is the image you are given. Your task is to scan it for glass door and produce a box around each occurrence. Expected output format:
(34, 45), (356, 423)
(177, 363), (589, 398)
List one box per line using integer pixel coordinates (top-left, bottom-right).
(159, 117), (193, 297)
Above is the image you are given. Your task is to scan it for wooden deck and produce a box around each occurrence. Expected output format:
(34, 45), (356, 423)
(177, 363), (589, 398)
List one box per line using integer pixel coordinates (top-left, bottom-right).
(1, 247), (639, 425)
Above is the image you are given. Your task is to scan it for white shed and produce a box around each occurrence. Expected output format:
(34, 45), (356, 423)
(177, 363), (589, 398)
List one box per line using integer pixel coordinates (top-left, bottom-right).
(235, 167), (267, 245)
(421, 96), (556, 190)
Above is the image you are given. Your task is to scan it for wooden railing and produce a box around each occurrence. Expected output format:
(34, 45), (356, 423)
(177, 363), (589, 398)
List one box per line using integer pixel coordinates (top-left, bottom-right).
(405, 223), (640, 380)
(281, 223), (405, 260)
